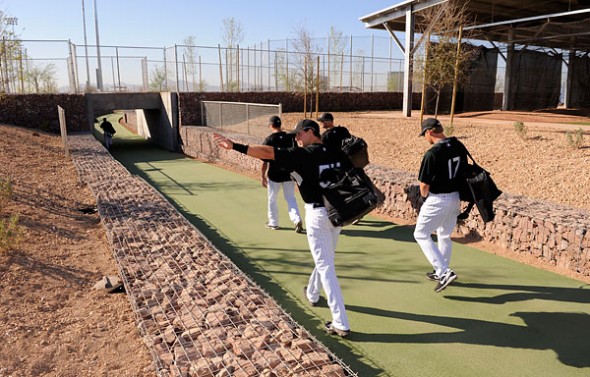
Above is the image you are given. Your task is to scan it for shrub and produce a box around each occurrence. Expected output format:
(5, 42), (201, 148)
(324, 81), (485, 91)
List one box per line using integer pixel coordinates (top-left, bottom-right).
(445, 123), (454, 136)
(513, 121), (527, 139)
(565, 128), (584, 149)
(0, 178), (13, 211)
(0, 214), (22, 253)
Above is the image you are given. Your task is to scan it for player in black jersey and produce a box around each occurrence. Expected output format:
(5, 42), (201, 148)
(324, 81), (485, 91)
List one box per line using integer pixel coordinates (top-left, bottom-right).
(214, 119), (352, 337)
(317, 112), (351, 151)
(318, 112), (366, 225)
(261, 116), (303, 233)
(100, 118), (116, 150)
(414, 118), (469, 293)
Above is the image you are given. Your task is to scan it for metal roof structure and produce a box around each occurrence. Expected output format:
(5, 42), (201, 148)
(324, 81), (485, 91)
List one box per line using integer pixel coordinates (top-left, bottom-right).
(359, 0), (590, 115)
(361, 0), (590, 52)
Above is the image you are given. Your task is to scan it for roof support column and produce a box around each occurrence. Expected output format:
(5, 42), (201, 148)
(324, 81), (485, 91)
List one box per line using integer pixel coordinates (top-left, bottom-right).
(502, 28), (514, 111)
(403, 6), (415, 117)
(564, 49), (575, 108)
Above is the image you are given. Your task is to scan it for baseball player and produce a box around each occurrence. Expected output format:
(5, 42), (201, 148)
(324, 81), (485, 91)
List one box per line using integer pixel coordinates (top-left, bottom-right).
(261, 116), (303, 233)
(99, 118), (116, 150)
(214, 119), (352, 337)
(414, 118), (469, 293)
(318, 112), (365, 225)
(317, 112), (351, 151)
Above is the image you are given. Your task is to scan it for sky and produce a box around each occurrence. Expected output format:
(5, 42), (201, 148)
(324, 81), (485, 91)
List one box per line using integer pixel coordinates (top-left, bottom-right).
(2, 0), (399, 48)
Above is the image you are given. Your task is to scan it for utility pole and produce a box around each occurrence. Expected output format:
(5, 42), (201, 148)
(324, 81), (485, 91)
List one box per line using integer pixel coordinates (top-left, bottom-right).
(81, 0), (91, 90)
(93, 0), (103, 91)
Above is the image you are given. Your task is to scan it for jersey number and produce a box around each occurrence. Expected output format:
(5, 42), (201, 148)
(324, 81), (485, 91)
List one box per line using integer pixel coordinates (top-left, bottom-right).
(447, 157), (461, 179)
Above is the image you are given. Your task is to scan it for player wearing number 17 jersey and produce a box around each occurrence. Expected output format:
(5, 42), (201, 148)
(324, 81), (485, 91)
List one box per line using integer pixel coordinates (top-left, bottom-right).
(413, 118), (469, 293)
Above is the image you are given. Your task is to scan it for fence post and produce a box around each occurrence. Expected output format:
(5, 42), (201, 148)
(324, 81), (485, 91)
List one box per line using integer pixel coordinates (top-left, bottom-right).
(349, 35), (353, 89)
(174, 44), (179, 92)
(57, 106), (69, 157)
(315, 56), (320, 118)
(218, 44), (224, 92)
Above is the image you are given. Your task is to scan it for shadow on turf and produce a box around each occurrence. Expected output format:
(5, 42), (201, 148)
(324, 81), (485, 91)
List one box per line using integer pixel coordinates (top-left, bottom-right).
(346, 305), (590, 368)
(445, 281), (590, 304)
(341, 222), (416, 243)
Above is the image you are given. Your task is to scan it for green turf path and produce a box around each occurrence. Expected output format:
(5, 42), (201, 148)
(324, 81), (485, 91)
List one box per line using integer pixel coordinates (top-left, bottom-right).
(97, 120), (590, 377)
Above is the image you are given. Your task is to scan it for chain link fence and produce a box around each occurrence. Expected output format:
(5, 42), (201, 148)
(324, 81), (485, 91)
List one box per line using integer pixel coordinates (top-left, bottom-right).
(0, 35), (408, 94)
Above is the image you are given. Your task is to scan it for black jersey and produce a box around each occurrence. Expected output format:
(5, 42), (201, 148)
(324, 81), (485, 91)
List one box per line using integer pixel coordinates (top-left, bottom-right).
(321, 126), (351, 151)
(418, 137), (469, 194)
(274, 143), (352, 205)
(262, 131), (295, 182)
(100, 120), (116, 135)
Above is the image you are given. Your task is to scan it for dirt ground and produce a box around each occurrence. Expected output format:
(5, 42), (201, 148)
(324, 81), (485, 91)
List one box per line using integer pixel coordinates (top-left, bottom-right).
(0, 108), (588, 376)
(0, 126), (154, 377)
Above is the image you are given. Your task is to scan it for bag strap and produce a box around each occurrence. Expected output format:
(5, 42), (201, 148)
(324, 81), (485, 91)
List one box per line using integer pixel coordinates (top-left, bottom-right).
(458, 201), (475, 220)
(464, 147), (478, 166)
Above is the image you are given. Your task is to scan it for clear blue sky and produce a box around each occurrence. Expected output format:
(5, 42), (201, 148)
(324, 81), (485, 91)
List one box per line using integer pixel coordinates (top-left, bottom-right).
(2, 0), (398, 47)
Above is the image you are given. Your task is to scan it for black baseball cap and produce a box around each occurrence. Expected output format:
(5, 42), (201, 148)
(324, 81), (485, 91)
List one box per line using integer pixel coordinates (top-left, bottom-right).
(317, 112), (334, 122)
(269, 115), (281, 127)
(290, 119), (320, 135)
(419, 118), (442, 137)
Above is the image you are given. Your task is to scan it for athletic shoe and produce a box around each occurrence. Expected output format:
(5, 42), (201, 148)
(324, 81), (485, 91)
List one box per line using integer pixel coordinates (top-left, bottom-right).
(265, 222), (279, 230)
(426, 270), (439, 281)
(303, 286), (318, 307)
(435, 269), (457, 293)
(325, 322), (350, 338)
(294, 220), (304, 233)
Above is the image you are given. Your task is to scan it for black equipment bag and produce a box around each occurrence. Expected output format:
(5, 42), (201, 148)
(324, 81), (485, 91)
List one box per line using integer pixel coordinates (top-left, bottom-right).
(321, 167), (384, 227)
(341, 136), (370, 168)
(458, 152), (502, 222)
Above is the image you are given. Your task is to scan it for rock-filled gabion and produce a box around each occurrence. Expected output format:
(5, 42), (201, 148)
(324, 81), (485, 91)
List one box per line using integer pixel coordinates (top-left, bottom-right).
(69, 134), (356, 377)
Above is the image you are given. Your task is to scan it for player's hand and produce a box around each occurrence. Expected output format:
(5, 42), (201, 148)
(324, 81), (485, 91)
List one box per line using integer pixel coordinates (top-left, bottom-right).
(213, 133), (233, 149)
(261, 176), (268, 188)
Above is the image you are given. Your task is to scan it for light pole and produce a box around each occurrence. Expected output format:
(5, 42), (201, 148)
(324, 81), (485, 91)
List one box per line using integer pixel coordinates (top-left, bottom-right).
(81, 0), (91, 91)
(6, 17), (18, 33)
(93, 0), (103, 91)
(5, 17), (18, 94)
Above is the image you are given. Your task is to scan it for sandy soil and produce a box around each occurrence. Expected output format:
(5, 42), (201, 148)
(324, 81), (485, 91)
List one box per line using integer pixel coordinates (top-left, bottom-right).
(0, 126), (153, 376)
(0, 108), (588, 375)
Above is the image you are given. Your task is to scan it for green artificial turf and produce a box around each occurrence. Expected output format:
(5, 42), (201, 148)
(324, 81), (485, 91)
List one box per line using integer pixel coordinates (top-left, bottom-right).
(105, 126), (590, 377)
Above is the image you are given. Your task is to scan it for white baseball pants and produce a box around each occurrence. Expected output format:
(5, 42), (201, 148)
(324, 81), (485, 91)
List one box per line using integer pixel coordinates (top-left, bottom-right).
(304, 204), (350, 331)
(267, 180), (301, 227)
(413, 192), (460, 277)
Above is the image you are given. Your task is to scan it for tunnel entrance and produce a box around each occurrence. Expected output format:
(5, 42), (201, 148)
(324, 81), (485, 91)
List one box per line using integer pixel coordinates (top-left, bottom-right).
(86, 92), (178, 151)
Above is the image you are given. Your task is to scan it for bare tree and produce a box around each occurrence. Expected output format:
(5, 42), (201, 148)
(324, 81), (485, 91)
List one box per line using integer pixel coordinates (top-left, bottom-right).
(415, 1), (478, 117)
(25, 63), (57, 93)
(0, 10), (25, 93)
(149, 65), (167, 92)
(222, 17), (244, 92)
(274, 48), (297, 91)
(352, 49), (366, 90)
(183, 36), (198, 91)
(328, 27), (347, 89)
(291, 25), (322, 92)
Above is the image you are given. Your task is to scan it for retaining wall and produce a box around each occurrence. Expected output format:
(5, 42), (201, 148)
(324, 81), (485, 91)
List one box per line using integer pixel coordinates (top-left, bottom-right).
(0, 94), (87, 132)
(179, 125), (590, 280)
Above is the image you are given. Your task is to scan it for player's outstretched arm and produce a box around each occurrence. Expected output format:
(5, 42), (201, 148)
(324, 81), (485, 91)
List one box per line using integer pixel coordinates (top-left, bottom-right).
(213, 133), (275, 160)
